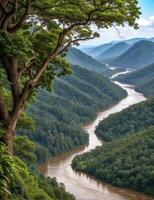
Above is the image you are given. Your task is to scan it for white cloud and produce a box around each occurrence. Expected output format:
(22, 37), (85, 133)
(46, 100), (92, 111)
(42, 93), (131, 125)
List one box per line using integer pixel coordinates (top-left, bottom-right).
(137, 16), (154, 27)
(79, 16), (154, 46)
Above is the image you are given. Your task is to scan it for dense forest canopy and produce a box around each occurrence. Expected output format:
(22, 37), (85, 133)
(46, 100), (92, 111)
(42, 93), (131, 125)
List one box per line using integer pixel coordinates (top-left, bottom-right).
(72, 126), (154, 196)
(0, 0), (140, 199)
(19, 65), (126, 161)
(95, 98), (154, 141)
(0, 0), (140, 154)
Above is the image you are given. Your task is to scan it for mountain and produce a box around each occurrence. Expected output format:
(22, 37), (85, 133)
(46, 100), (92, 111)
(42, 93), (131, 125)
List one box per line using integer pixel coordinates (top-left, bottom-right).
(72, 126), (154, 197)
(109, 40), (154, 68)
(117, 63), (154, 97)
(83, 37), (154, 58)
(96, 42), (130, 63)
(125, 37), (146, 45)
(66, 47), (108, 74)
(20, 65), (126, 160)
(84, 42), (115, 57)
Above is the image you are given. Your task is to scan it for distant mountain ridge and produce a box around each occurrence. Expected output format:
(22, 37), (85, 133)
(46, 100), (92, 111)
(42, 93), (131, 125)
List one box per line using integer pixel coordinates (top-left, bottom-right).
(85, 43), (115, 57)
(83, 37), (154, 63)
(109, 40), (154, 68)
(96, 42), (130, 63)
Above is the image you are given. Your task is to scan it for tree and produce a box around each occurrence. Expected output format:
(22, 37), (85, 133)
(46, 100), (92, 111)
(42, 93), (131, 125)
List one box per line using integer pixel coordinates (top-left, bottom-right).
(0, 0), (140, 155)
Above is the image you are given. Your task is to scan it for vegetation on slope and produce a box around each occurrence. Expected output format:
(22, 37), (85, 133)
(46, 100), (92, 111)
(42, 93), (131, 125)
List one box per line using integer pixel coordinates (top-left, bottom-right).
(95, 98), (154, 141)
(72, 126), (154, 196)
(96, 42), (130, 63)
(109, 40), (154, 68)
(8, 136), (75, 200)
(117, 63), (154, 97)
(19, 65), (126, 162)
(66, 47), (110, 75)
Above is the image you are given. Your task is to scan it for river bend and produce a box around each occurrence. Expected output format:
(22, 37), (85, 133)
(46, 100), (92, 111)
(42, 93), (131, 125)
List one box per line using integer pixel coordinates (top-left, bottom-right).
(39, 79), (154, 200)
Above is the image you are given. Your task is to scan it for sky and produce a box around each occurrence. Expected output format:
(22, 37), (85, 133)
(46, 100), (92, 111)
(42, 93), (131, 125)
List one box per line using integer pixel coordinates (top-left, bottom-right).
(81, 0), (154, 46)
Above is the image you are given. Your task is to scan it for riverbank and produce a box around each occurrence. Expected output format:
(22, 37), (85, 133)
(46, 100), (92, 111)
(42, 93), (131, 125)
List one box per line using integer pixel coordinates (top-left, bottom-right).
(39, 79), (152, 200)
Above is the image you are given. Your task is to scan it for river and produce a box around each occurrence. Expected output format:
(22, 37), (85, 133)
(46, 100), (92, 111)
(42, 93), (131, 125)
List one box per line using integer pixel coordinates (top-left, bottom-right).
(39, 77), (154, 200)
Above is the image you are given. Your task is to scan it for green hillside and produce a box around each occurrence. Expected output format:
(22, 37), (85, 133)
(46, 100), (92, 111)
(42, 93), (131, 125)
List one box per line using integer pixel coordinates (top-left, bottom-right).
(67, 48), (107, 72)
(109, 40), (154, 68)
(117, 63), (154, 97)
(19, 65), (126, 161)
(97, 42), (129, 63)
(72, 126), (154, 196)
(95, 98), (154, 141)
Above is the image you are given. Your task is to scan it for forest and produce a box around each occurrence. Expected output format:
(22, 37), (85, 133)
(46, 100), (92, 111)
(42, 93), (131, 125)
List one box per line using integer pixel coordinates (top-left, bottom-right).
(0, 0), (142, 199)
(95, 98), (154, 141)
(18, 65), (126, 162)
(72, 126), (154, 196)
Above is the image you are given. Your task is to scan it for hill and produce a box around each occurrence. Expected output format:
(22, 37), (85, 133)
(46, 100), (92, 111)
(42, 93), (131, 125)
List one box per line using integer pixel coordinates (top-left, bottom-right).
(19, 65), (126, 161)
(66, 47), (108, 74)
(85, 42), (115, 57)
(109, 40), (154, 68)
(117, 63), (154, 97)
(95, 98), (154, 141)
(72, 126), (154, 197)
(96, 42), (130, 63)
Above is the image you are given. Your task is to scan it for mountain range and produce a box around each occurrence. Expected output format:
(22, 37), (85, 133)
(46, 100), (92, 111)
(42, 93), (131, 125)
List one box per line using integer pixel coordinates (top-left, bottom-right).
(79, 38), (154, 69)
(109, 40), (154, 68)
(84, 37), (154, 58)
(96, 42), (130, 63)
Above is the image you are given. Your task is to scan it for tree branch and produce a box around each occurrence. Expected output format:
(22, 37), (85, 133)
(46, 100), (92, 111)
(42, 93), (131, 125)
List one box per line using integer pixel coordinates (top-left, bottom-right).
(8, 0), (31, 33)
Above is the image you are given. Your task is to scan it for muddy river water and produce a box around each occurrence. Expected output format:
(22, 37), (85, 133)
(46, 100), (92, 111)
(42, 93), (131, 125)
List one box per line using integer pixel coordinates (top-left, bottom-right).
(39, 74), (154, 200)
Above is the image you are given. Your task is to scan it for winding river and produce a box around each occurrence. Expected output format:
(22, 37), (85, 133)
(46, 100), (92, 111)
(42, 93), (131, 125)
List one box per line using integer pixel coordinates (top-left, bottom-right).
(39, 73), (154, 200)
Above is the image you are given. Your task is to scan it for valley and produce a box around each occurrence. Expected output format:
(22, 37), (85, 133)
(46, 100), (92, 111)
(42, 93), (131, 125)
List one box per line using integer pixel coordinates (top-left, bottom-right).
(39, 77), (153, 200)
(1, 2), (154, 200)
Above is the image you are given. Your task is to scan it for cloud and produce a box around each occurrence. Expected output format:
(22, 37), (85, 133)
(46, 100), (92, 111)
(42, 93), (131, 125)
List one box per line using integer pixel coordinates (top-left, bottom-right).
(137, 16), (154, 27)
(80, 16), (154, 46)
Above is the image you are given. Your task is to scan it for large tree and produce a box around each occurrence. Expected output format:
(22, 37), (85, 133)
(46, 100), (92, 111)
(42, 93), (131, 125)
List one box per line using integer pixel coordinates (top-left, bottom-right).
(0, 0), (140, 155)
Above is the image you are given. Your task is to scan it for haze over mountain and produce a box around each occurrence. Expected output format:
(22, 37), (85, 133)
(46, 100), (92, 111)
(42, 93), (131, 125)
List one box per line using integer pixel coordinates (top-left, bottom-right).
(66, 47), (108, 74)
(84, 42), (115, 57)
(117, 63), (154, 97)
(96, 42), (130, 63)
(83, 37), (154, 60)
(109, 40), (154, 68)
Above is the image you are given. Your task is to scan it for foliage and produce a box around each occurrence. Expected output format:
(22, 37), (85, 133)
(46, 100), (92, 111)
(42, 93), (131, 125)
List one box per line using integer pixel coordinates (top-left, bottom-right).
(11, 136), (75, 200)
(72, 126), (154, 196)
(0, 125), (16, 199)
(0, 144), (16, 199)
(9, 157), (75, 200)
(14, 136), (36, 166)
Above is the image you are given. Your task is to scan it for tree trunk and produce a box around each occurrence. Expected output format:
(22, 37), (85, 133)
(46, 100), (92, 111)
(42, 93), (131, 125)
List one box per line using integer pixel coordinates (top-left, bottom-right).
(5, 125), (14, 156)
